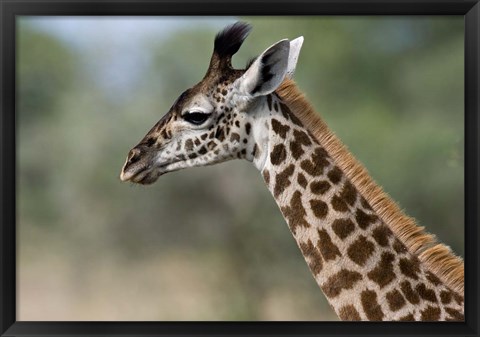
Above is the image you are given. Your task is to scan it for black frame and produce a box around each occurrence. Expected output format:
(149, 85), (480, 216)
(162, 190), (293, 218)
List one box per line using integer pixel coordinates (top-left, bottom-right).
(1, 1), (479, 336)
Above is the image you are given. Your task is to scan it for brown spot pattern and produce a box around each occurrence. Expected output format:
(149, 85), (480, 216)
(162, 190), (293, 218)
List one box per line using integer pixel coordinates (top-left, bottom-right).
(393, 239), (408, 254)
(347, 235), (375, 266)
(310, 199), (329, 219)
(215, 127), (226, 141)
(230, 132), (240, 143)
(361, 290), (384, 321)
(297, 173), (308, 188)
(252, 143), (259, 158)
(400, 281), (420, 304)
(322, 269), (362, 298)
(355, 209), (378, 229)
(314, 147), (328, 158)
(420, 306), (441, 321)
(372, 225), (392, 247)
(399, 257), (420, 280)
(290, 141), (304, 160)
(415, 283), (437, 302)
(300, 159), (324, 177)
(290, 112), (303, 126)
(293, 130), (312, 142)
(360, 197), (372, 210)
(206, 140), (217, 150)
(339, 181), (357, 206)
(293, 129), (312, 146)
(332, 218), (355, 240)
(386, 289), (406, 312)
(317, 229), (341, 261)
(270, 144), (287, 166)
(185, 139), (194, 151)
(299, 240), (323, 275)
(197, 146), (207, 155)
(425, 272), (442, 286)
(445, 307), (464, 321)
(367, 252), (396, 288)
(310, 180), (331, 195)
(338, 305), (361, 321)
(327, 166), (342, 184)
(263, 170), (270, 185)
(301, 148), (330, 176)
(271, 119), (290, 139)
(273, 164), (295, 198)
(289, 130), (312, 160)
(280, 103), (302, 126)
(280, 102), (290, 119)
(453, 292), (464, 305)
(331, 195), (349, 212)
(440, 290), (452, 304)
(398, 313), (415, 321)
(281, 190), (310, 233)
(245, 122), (251, 135)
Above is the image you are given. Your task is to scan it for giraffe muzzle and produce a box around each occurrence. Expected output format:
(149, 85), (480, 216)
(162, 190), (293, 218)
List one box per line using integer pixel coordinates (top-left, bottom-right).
(120, 146), (155, 183)
(120, 145), (180, 184)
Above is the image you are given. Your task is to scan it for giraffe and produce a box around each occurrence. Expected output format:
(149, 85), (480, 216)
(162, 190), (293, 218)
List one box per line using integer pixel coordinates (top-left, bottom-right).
(120, 22), (464, 321)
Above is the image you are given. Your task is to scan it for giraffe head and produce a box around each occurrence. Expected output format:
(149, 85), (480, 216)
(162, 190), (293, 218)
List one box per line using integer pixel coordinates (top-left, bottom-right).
(120, 22), (303, 184)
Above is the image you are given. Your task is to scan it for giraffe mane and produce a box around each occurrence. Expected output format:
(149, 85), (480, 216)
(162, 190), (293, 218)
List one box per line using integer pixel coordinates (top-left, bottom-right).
(275, 78), (464, 294)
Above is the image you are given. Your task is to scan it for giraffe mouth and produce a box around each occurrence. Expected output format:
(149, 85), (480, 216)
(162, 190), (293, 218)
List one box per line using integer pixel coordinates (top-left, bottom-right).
(120, 160), (181, 185)
(120, 163), (150, 183)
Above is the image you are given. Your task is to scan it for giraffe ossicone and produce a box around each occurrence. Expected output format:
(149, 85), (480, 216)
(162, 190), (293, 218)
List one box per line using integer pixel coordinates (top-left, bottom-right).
(120, 22), (464, 321)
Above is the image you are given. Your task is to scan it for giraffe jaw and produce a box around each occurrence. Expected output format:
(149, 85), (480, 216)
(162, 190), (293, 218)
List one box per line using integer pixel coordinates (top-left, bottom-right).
(121, 151), (239, 185)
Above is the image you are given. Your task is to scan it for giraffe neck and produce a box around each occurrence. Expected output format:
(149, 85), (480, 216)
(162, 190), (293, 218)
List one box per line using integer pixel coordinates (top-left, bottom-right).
(247, 92), (464, 321)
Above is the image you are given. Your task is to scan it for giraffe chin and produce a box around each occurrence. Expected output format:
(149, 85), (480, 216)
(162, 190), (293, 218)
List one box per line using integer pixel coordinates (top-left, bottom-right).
(136, 172), (162, 185)
(129, 166), (168, 185)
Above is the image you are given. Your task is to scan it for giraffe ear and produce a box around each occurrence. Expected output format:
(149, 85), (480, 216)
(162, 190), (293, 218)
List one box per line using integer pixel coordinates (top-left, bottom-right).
(237, 39), (290, 97)
(286, 36), (304, 78)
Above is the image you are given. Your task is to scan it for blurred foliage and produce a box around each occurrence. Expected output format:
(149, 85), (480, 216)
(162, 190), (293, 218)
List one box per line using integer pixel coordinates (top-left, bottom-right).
(17, 25), (77, 122)
(17, 17), (463, 321)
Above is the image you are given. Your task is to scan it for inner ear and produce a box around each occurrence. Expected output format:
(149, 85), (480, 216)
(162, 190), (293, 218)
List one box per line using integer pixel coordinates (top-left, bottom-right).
(239, 39), (290, 97)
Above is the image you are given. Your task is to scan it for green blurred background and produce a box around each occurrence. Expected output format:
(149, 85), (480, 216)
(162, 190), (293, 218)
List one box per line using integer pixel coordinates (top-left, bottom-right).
(17, 16), (464, 321)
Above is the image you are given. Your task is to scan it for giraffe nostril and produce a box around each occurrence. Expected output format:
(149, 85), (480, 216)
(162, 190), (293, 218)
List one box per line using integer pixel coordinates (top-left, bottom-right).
(127, 148), (141, 165)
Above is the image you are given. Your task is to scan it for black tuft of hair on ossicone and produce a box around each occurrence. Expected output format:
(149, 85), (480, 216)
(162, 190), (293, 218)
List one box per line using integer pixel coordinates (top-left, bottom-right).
(214, 21), (252, 58)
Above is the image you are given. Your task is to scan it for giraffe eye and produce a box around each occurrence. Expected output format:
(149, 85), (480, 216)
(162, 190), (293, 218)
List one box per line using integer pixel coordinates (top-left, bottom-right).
(183, 111), (211, 125)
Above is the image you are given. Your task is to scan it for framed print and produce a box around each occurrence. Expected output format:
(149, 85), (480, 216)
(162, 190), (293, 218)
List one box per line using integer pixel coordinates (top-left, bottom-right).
(1, 1), (479, 336)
